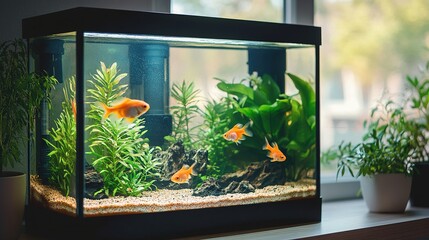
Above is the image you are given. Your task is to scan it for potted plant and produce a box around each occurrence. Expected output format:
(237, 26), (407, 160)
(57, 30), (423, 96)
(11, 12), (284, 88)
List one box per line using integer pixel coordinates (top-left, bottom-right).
(333, 98), (418, 213)
(406, 61), (429, 207)
(0, 39), (56, 240)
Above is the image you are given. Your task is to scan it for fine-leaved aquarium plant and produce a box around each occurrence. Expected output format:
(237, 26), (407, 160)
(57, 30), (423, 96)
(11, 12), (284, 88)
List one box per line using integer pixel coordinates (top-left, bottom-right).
(87, 62), (161, 197)
(45, 77), (76, 196)
(199, 99), (239, 177)
(166, 80), (201, 150)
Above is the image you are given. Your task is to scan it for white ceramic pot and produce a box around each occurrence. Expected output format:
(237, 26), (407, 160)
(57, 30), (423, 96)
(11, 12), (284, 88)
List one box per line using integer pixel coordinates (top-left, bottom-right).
(360, 173), (412, 213)
(0, 172), (26, 240)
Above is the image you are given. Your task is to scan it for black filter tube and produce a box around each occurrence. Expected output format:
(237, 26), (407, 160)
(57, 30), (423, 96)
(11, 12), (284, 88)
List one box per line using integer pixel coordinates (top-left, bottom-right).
(248, 48), (286, 92)
(129, 44), (172, 146)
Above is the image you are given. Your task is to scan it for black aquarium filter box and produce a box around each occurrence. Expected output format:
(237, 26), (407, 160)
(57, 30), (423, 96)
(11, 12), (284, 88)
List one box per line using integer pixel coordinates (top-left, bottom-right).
(23, 7), (321, 239)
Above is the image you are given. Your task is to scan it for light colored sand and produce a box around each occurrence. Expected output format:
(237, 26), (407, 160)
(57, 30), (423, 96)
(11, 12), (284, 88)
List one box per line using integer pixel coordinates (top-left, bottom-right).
(30, 175), (316, 217)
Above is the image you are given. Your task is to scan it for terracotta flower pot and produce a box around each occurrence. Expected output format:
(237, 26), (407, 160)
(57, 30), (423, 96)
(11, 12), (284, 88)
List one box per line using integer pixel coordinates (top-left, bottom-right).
(360, 173), (411, 213)
(0, 171), (26, 240)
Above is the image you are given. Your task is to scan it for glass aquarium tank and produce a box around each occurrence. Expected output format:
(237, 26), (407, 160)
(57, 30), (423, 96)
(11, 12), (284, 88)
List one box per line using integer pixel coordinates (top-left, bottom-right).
(23, 7), (321, 239)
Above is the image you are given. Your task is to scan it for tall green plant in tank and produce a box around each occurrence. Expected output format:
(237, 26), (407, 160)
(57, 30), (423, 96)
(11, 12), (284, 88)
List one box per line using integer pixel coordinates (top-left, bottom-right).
(45, 77), (76, 196)
(198, 99), (238, 177)
(166, 81), (201, 150)
(87, 62), (161, 197)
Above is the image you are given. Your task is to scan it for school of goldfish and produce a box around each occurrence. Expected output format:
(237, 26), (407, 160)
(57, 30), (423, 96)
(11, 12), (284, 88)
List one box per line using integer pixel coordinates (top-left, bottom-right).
(222, 122), (286, 162)
(71, 96), (287, 185)
(169, 121), (288, 184)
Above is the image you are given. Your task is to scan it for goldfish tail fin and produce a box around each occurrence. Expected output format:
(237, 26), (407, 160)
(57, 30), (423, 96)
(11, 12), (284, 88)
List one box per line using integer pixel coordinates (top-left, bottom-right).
(243, 122), (253, 137)
(101, 103), (111, 119)
(263, 137), (270, 150)
(245, 128), (253, 137)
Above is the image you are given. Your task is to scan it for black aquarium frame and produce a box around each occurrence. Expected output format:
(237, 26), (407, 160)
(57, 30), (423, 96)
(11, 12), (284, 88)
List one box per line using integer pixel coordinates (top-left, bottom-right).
(23, 7), (322, 239)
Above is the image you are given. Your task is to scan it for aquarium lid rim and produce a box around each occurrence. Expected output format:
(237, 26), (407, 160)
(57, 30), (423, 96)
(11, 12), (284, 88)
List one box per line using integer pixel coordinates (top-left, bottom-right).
(22, 7), (321, 46)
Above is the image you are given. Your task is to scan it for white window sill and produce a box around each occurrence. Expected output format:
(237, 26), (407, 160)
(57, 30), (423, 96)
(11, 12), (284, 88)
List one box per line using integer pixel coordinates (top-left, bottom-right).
(201, 199), (429, 239)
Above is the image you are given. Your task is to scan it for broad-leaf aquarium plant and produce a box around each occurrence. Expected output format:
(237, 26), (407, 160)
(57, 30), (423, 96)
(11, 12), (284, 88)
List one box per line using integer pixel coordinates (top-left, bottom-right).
(212, 73), (317, 181)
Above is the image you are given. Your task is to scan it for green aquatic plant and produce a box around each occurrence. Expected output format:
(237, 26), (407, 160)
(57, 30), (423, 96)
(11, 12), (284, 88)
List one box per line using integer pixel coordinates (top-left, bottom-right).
(45, 77), (76, 196)
(216, 73), (317, 181)
(90, 119), (161, 196)
(283, 73), (317, 180)
(199, 99), (239, 177)
(166, 81), (201, 150)
(87, 62), (161, 197)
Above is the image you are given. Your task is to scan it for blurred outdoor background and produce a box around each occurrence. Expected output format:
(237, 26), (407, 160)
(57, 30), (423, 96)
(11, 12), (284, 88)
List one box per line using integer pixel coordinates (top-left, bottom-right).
(171, 0), (429, 176)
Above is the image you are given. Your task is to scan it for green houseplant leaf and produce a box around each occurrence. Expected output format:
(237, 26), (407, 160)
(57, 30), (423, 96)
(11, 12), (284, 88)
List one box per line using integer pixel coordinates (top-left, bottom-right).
(0, 39), (57, 173)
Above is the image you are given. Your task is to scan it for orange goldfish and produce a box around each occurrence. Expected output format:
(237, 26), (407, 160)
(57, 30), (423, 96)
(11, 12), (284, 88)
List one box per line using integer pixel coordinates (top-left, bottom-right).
(263, 137), (286, 162)
(171, 162), (197, 184)
(101, 98), (150, 122)
(223, 122), (253, 144)
(71, 99), (77, 121)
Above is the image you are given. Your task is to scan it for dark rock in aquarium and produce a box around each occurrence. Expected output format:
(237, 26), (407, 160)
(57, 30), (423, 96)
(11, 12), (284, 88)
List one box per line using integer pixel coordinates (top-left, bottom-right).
(192, 177), (223, 196)
(85, 165), (107, 199)
(221, 160), (286, 189)
(230, 181), (255, 194)
(193, 160), (286, 196)
(156, 141), (208, 190)
(223, 180), (255, 194)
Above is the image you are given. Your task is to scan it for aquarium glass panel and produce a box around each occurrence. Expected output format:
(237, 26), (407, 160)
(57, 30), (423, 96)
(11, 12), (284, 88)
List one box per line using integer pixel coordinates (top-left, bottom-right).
(29, 33), (77, 216)
(74, 32), (318, 217)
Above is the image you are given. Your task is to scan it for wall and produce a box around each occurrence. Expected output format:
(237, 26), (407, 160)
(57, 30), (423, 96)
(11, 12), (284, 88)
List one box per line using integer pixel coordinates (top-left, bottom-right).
(0, 0), (170, 42)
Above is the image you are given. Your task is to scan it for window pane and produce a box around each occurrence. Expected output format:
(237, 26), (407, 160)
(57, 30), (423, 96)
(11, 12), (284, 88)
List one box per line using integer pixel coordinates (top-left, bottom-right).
(172, 0), (284, 23)
(316, 0), (429, 177)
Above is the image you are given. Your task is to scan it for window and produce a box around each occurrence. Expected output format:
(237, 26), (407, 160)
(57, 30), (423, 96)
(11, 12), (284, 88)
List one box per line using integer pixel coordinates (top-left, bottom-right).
(170, 0), (429, 200)
(172, 0), (284, 22)
(316, 0), (429, 199)
(316, 0), (429, 169)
